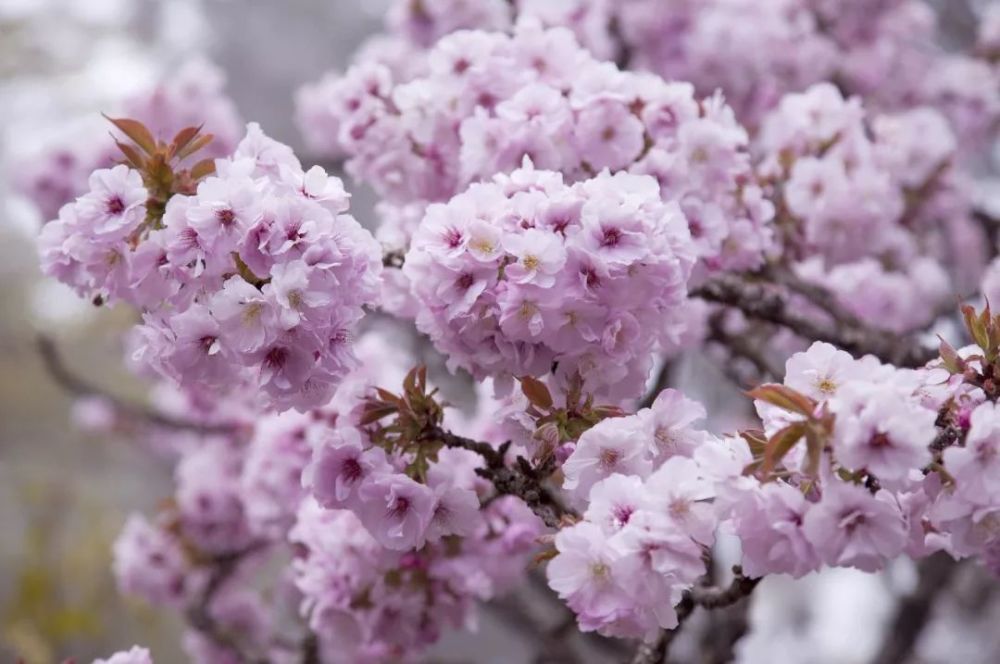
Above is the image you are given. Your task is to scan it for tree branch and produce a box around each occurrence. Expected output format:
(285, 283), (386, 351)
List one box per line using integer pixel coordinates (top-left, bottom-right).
(184, 544), (269, 663)
(869, 554), (960, 664)
(689, 567), (761, 609)
(433, 428), (579, 527)
(707, 317), (784, 383)
(692, 274), (935, 368)
(629, 567), (760, 664)
(36, 334), (238, 435)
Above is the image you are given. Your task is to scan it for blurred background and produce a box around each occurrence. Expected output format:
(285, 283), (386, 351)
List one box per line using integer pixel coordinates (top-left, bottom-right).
(0, 2), (388, 661)
(0, 1), (998, 663)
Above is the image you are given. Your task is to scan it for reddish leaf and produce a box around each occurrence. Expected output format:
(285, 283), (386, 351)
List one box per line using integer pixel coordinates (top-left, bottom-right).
(189, 158), (216, 181)
(403, 366), (421, 397)
(114, 140), (146, 170)
(359, 404), (398, 426)
(373, 388), (404, 407)
(937, 335), (964, 374)
(762, 421), (806, 475)
(519, 375), (553, 410)
(746, 384), (816, 417)
(803, 426), (826, 478)
(171, 124), (204, 156)
(739, 429), (768, 457)
(105, 115), (157, 155)
(175, 133), (214, 161)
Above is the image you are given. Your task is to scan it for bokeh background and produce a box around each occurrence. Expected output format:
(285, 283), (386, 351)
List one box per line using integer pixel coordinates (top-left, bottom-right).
(1, 1), (999, 663)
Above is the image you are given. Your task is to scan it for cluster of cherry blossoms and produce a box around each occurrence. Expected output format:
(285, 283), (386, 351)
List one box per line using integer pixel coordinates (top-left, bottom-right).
(20, 2), (1000, 664)
(298, 19), (774, 274)
(39, 120), (382, 411)
(101, 328), (544, 663)
(753, 82), (983, 333)
(301, 0), (1000, 141)
(547, 389), (727, 637)
(402, 163), (695, 400)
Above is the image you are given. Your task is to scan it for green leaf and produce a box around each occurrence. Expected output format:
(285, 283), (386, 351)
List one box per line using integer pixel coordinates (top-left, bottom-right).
(962, 304), (990, 353)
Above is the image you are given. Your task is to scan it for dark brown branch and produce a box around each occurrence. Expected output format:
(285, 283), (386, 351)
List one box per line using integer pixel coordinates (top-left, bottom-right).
(869, 554), (960, 664)
(707, 318), (784, 383)
(36, 334), (237, 435)
(629, 567), (760, 664)
(184, 544), (269, 663)
(434, 428), (578, 527)
(301, 633), (320, 664)
(689, 567), (761, 609)
(762, 265), (865, 329)
(533, 613), (582, 664)
(383, 250), (405, 269)
(631, 595), (695, 664)
(698, 599), (754, 664)
(693, 274), (936, 368)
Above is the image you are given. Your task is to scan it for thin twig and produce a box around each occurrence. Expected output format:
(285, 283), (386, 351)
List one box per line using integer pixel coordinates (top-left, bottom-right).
(707, 317), (784, 382)
(762, 264), (866, 329)
(434, 428), (579, 527)
(698, 599), (755, 664)
(36, 334), (237, 435)
(693, 274), (935, 368)
(184, 544), (269, 663)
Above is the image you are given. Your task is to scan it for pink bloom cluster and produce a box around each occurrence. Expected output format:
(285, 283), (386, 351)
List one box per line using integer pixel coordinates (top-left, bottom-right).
(304, 0), (1000, 142)
(306, 431), (482, 551)
(606, 0), (998, 139)
(291, 495), (540, 662)
(730, 342), (986, 577)
(112, 513), (202, 609)
(41, 123), (383, 411)
(298, 20), (773, 272)
(546, 0), (838, 125)
(548, 389), (735, 637)
(754, 84), (981, 330)
(402, 163), (695, 400)
(109, 329), (546, 662)
(758, 84), (951, 264)
(15, 59), (242, 220)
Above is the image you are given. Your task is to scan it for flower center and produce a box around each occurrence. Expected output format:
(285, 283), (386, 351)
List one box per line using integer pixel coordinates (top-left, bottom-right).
(599, 448), (621, 469)
(106, 195), (125, 215)
(816, 377), (837, 394)
(342, 458), (362, 483)
(217, 208), (236, 227)
(600, 227), (622, 248)
(388, 496), (410, 520)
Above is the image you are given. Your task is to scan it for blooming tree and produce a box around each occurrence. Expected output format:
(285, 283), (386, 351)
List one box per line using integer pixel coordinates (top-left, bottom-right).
(24, 1), (1000, 663)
